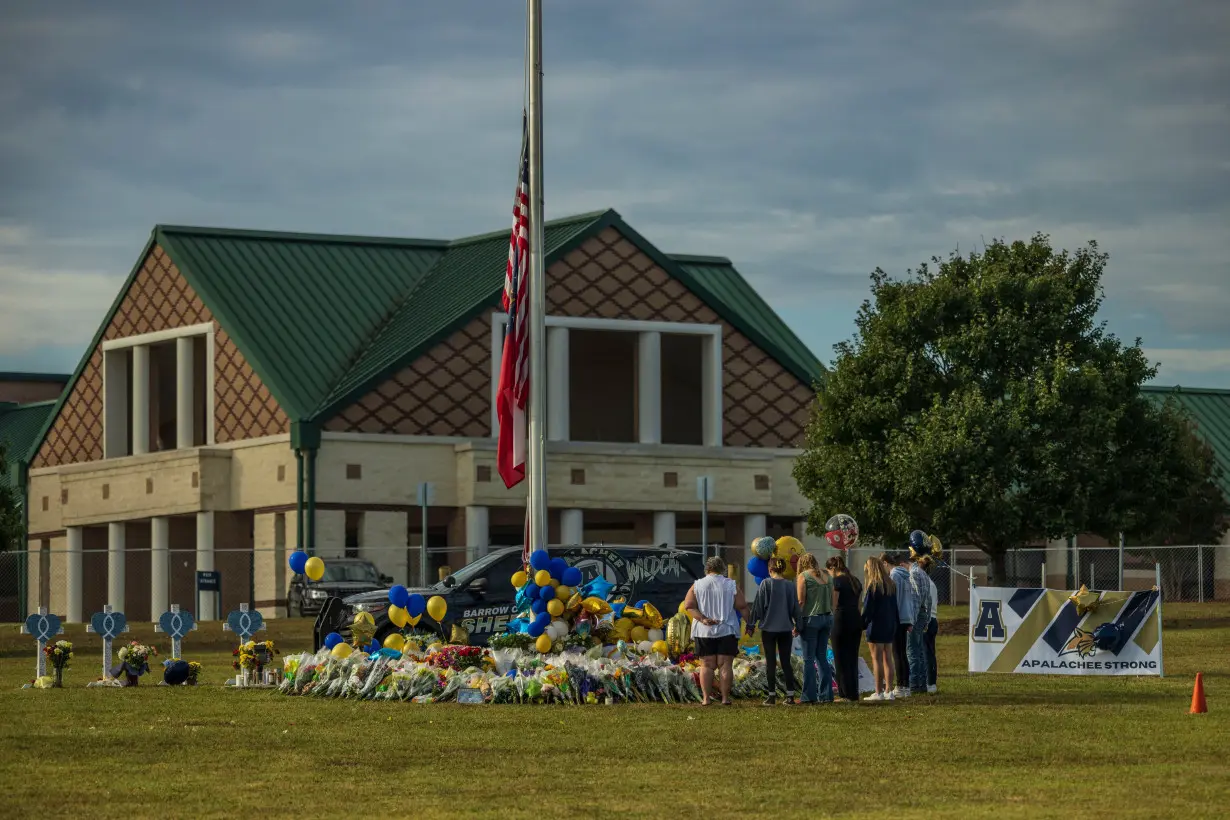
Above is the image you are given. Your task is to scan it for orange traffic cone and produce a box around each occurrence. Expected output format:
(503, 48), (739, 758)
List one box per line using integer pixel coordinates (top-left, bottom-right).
(1190, 673), (1207, 714)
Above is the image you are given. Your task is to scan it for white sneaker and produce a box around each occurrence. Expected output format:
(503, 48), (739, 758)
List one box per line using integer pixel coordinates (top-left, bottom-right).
(885, 690), (895, 700)
(927, 685), (937, 694)
(864, 692), (883, 702)
(893, 687), (910, 698)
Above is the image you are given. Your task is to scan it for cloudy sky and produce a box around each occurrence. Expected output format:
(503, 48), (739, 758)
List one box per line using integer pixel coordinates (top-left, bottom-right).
(1, 0), (1228, 386)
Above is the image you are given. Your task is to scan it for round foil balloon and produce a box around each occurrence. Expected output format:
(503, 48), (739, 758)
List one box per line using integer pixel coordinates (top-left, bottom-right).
(824, 514), (859, 551)
(750, 536), (776, 561)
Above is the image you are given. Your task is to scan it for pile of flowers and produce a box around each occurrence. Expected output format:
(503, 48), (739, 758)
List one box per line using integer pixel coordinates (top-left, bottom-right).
(116, 641), (157, 675)
(425, 645), (489, 672)
(44, 640), (73, 670)
(186, 661), (202, 685)
(233, 640), (279, 671)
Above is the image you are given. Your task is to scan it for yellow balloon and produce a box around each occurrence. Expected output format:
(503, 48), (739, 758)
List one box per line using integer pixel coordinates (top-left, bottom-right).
(304, 556), (325, 582)
(555, 585), (572, 602)
(535, 634), (553, 653)
(651, 640), (668, 657)
(565, 592), (583, 614)
(678, 601), (688, 615)
(426, 595), (447, 622)
(547, 598), (565, 617)
(511, 570), (528, 588)
(407, 613), (421, 627)
(388, 605), (408, 628)
(383, 633), (405, 652)
(330, 642), (352, 659)
(614, 617), (634, 632)
(630, 626), (649, 644)
(623, 606), (645, 622)
(353, 610), (375, 626)
(641, 603), (663, 629)
(582, 596), (612, 616)
(534, 569), (552, 587)
(776, 535), (804, 558)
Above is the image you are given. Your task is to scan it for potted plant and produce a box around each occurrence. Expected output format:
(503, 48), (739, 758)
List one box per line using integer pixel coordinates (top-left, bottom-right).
(115, 641), (157, 686)
(44, 640), (73, 688)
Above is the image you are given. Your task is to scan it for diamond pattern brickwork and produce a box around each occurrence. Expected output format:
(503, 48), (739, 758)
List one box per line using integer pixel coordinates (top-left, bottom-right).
(547, 227), (814, 448)
(31, 245), (288, 467)
(324, 312), (494, 436)
(324, 226), (814, 447)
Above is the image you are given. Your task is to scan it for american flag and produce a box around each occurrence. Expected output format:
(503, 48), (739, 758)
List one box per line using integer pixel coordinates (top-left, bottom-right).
(497, 111), (530, 507)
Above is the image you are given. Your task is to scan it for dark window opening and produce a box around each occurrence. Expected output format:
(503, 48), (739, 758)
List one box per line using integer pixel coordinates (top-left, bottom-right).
(569, 329), (636, 442)
(661, 333), (704, 445)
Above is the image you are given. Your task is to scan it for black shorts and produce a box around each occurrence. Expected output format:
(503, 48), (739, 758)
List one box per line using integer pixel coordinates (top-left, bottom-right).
(694, 634), (739, 658)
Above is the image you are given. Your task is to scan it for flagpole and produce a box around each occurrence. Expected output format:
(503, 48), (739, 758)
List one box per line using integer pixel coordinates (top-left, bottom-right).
(526, 0), (548, 553)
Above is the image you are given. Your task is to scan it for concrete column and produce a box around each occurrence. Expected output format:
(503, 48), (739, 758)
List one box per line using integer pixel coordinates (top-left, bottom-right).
(560, 508), (584, 546)
(108, 522), (126, 611)
(701, 334), (722, 447)
(65, 527), (83, 622)
(131, 344), (150, 455)
(743, 513), (767, 590)
(637, 331), (661, 444)
(315, 510), (347, 559)
(547, 325), (570, 441)
(253, 512), (292, 619)
(652, 511), (676, 546)
(151, 517), (170, 616)
(196, 511), (216, 620)
(175, 337), (195, 449)
(464, 506), (490, 564)
(360, 511), (410, 585)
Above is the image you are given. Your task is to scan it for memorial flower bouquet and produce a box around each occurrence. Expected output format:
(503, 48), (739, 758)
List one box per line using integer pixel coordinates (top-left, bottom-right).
(186, 661), (202, 685)
(44, 640), (73, 687)
(116, 641), (157, 679)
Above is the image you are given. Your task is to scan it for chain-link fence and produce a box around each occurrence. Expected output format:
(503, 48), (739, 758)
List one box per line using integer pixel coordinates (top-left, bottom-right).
(3, 542), (1227, 622)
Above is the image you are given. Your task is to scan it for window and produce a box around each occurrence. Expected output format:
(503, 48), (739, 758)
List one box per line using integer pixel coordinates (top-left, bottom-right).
(661, 333), (704, 444)
(569, 329), (637, 442)
(344, 511), (363, 558)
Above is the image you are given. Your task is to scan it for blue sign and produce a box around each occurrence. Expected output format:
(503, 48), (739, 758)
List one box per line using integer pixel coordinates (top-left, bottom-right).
(23, 611), (63, 642)
(197, 571), (221, 592)
(157, 608), (196, 640)
(89, 609), (128, 640)
(225, 607), (265, 641)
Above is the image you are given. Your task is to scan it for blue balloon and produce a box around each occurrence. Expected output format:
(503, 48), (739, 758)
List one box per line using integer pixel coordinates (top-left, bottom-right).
(406, 594), (426, 617)
(548, 558), (569, 580)
(532, 599), (547, 615)
(582, 576), (614, 601)
(611, 602), (626, 618)
(539, 585), (556, 602)
(528, 621), (545, 637)
(324, 632), (343, 650)
(634, 599), (649, 609)
(529, 550), (551, 571)
(562, 566), (583, 587)
(748, 556), (770, 578)
(388, 585), (410, 609)
(366, 639), (380, 654)
(289, 550), (309, 575)
(507, 618), (529, 633)
(534, 611), (551, 627)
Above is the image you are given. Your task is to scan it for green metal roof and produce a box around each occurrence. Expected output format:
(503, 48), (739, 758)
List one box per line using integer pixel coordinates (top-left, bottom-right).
(0, 372), (70, 383)
(1, 400), (56, 487)
(1143, 385), (1230, 498)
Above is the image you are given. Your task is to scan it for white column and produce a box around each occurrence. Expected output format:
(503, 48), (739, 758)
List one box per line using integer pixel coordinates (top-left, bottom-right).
(547, 325), (570, 441)
(465, 506), (490, 563)
(65, 527), (83, 622)
(107, 522), (126, 612)
(743, 513), (767, 590)
(103, 350), (129, 458)
(652, 511), (676, 546)
(131, 344), (150, 455)
(196, 511), (216, 620)
(701, 333), (722, 447)
(151, 517), (170, 616)
(637, 331), (661, 444)
(560, 508), (584, 546)
(175, 337), (195, 449)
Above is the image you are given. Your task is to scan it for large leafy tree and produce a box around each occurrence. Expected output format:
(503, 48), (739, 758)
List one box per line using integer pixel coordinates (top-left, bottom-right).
(0, 443), (22, 552)
(794, 234), (1226, 583)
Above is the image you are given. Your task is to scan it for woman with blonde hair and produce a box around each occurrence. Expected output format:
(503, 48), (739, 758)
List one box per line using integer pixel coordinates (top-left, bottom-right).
(861, 556), (899, 701)
(796, 553), (837, 703)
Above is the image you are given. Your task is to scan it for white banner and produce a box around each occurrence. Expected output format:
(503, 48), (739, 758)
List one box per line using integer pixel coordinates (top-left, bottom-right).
(968, 586), (1162, 676)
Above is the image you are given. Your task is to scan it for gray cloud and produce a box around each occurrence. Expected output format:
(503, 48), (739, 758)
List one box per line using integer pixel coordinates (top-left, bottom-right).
(1, 0), (1227, 387)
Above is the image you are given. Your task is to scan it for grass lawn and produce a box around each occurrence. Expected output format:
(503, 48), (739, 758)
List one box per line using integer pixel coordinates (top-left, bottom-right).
(1, 605), (1226, 819)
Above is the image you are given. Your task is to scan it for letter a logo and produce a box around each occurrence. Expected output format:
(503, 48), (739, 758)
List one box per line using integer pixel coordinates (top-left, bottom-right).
(972, 600), (1007, 643)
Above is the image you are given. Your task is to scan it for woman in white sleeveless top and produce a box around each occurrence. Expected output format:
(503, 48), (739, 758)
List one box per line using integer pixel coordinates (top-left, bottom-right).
(683, 556), (750, 705)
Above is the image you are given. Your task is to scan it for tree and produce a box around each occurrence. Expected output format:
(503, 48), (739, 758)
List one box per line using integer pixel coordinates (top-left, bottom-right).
(793, 234), (1225, 583)
(0, 442), (22, 552)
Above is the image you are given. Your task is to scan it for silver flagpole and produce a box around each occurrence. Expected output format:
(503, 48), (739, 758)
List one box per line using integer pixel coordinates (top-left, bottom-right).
(526, 0), (548, 553)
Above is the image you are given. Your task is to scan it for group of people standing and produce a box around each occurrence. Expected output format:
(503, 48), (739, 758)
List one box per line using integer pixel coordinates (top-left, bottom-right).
(683, 548), (939, 706)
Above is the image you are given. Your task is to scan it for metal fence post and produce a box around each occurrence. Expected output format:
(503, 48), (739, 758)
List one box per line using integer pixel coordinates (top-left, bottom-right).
(1090, 561), (1095, 590)
(1155, 562), (1164, 678)
(1197, 546), (1205, 604)
(1117, 532), (1125, 590)
(1041, 561), (1046, 589)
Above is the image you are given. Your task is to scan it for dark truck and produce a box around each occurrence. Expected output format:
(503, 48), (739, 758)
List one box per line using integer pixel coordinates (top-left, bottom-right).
(312, 545), (705, 651)
(287, 558), (391, 618)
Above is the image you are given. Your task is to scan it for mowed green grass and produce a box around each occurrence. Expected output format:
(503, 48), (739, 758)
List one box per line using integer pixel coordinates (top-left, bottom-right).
(1, 605), (1227, 820)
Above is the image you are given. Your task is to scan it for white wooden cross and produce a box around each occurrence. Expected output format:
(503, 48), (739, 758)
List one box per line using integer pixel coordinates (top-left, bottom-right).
(21, 607), (64, 680)
(155, 604), (198, 660)
(87, 604), (129, 681)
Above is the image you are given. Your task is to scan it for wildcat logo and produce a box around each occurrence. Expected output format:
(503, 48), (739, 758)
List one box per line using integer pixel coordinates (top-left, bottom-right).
(971, 600), (1007, 643)
(1058, 628), (1097, 658)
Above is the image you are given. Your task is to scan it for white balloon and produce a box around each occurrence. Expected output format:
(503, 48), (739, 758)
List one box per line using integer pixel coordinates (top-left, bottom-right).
(637, 640), (653, 653)
(647, 628), (664, 643)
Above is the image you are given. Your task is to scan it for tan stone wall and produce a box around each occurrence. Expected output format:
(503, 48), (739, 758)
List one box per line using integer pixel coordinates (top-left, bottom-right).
(315, 438), (459, 507)
(227, 438), (297, 511)
(31, 244), (289, 469)
(361, 511), (409, 585)
(253, 511), (288, 619)
(323, 227), (817, 448)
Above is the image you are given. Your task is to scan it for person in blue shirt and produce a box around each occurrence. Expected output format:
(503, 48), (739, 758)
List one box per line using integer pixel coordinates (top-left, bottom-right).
(887, 553), (917, 698)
